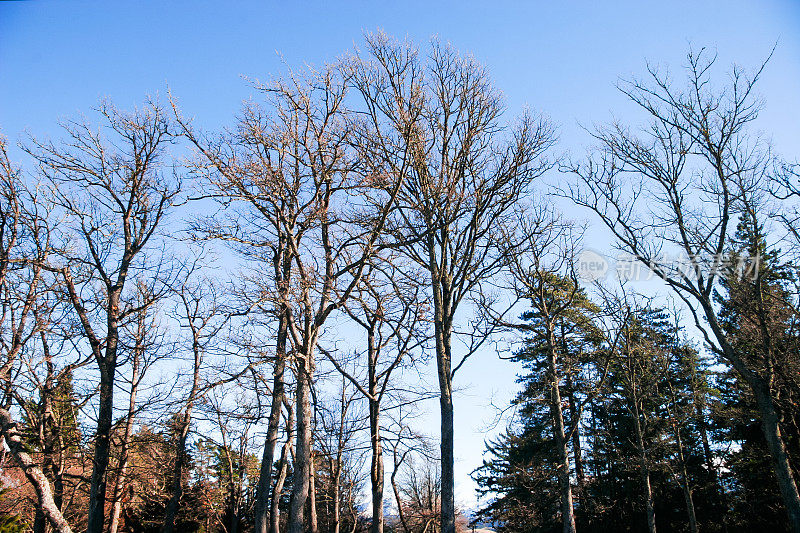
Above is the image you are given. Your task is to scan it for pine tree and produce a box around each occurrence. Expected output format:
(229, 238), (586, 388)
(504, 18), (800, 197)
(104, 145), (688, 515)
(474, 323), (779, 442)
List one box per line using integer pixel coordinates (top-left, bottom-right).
(473, 273), (600, 532)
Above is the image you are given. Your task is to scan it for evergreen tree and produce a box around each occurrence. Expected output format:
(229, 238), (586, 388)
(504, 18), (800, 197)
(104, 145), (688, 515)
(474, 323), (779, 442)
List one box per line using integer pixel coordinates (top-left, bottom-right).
(475, 303), (727, 533)
(473, 273), (600, 533)
(713, 214), (800, 532)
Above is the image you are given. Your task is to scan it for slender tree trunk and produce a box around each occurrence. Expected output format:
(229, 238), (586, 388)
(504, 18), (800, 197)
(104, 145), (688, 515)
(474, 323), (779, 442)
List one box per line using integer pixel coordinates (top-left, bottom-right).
(35, 357), (56, 533)
(566, 371), (585, 517)
(369, 397), (384, 533)
(229, 449), (245, 533)
(288, 353), (313, 533)
(391, 450), (411, 533)
(269, 407), (294, 533)
(638, 448), (657, 533)
(163, 290), (208, 533)
(109, 344), (141, 533)
(309, 451), (318, 533)
(546, 330), (576, 533)
(107, 434), (131, 533)
(332, 456), (341, 533)
(216, 414), (239, 533)
(47, 366), (66, 516)
(270, 454), (290, 533)
(666, 385), (698, 533)
(229, 493), (239, 533)
(367, 329), (385, 533)
(255, 312), (288, 533)
(36, 406), (51, 532)
(568, 390), (584, 486)
(679, 466), (698, 533)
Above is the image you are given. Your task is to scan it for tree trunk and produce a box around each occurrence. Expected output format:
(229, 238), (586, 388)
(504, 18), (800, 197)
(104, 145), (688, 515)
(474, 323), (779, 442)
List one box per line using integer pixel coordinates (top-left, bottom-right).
(706, 307), (800, 531)
(162, 416), (190, 533)
(108, 445), (131, 533)
(332, 456), (341, 533)
(568, 385), (584, 489)
(269, 410), (294, 533)
(35, 365), (56, 533)
(369, 396), (384, 533)
(390, 450), (411, 533)
(436, 322), (455, 533)
(163, 293), (207, 533)
(270, 454), (289, 533)
(566, 369), (585, 523)
(255, 313), (288, 533)
(229, 494), (239, 533)
(109, 344), (141, 533)
(680, 468), (698, 533)
(309, 451), (318, 533)
(0, 407), (73, 533)
(287, 354), (313, 533)
(639, 449), (657, 533)
(546, 331), (576, 533)
(753, 380), (800, 532)
(367, 328), (385, 533)
(87, 358), (116, 533)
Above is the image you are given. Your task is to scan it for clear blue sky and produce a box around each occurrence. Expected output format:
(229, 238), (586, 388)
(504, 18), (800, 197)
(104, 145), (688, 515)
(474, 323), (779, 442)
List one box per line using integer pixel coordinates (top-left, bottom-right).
(2, 0), (800, 509)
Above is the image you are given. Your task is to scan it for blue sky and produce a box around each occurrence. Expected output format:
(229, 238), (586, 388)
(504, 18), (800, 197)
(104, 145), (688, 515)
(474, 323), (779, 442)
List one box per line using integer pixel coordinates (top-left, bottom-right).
(2, 0), (800, 509)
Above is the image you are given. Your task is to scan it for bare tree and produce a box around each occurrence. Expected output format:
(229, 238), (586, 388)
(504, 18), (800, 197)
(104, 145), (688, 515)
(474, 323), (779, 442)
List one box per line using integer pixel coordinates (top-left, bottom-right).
(346, 33), (556, 533)
(565, 48), (800, 530)
(319, 257), (426, 533)
(178, 58), (404, 533)
(175, 126), (294, 533)
(0, 136), (74, 532)
(25, 100), (180, 533)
